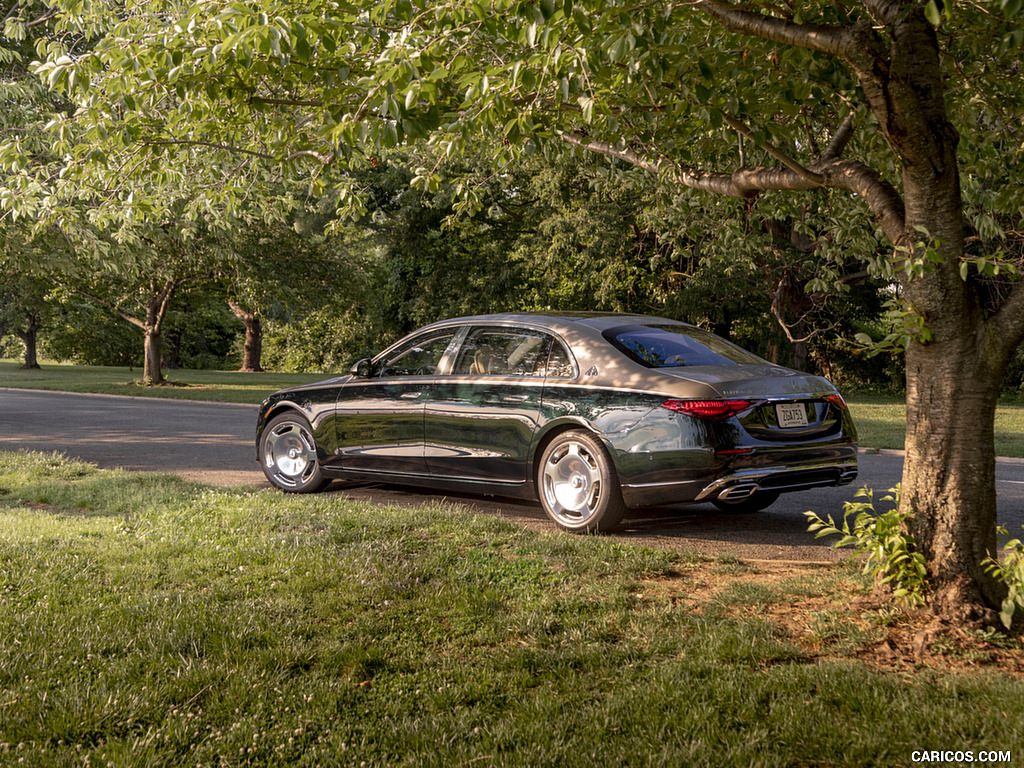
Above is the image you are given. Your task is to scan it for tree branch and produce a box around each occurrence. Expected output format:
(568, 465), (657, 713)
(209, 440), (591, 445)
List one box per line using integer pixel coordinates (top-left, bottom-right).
(991, 280), (1024, 355)
(68, 285), (146, 330)
(142, 140), (277, 161)
(561, 126), (906, 243)
(693, 0), (856, 57)
(821, 114), (855, 160)
(721, 114), (824, 185)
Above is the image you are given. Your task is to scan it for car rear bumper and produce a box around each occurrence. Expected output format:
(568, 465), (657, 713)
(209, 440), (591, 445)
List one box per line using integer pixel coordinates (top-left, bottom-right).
(620, 451), (858, 508)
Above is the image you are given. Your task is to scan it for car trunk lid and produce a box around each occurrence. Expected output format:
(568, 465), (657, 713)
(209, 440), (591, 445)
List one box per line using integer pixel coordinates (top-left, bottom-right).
(658, 364), (846, 440)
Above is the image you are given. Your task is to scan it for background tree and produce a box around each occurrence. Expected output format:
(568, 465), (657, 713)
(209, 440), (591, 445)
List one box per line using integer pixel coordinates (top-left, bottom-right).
(0, 268), (52, 368)
(51, 215), (225, 384)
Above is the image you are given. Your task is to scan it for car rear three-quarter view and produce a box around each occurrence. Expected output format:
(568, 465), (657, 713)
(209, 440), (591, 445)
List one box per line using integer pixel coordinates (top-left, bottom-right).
(256, 313), (858, 533)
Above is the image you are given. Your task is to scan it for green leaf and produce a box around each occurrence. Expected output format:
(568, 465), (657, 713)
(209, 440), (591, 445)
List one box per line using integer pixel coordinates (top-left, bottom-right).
(924, 0), (943, 27)
(1003, 0), (1023, 17)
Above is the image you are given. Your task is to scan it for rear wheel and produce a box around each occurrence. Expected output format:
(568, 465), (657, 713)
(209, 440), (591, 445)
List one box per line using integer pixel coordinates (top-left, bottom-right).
(537, 430), (627, 533)
(259, 412), (331, 493)
(711, 489), (780, 514)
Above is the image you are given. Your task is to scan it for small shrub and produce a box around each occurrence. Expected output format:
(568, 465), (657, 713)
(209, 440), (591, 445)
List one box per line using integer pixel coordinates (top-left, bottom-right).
(983, 529), (1024, 629)
(805, 486), (928, 608)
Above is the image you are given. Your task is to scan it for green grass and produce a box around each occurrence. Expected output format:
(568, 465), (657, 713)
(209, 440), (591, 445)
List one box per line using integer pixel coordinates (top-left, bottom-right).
(2, 450), (1023, 767)
(846, 395), (1024, 457)
(0, 360), (329, 404)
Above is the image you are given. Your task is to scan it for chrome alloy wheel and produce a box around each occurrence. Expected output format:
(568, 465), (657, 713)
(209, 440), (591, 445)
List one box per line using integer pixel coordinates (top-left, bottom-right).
(263, 418), (319, 489)
(542, 440), (605, 526)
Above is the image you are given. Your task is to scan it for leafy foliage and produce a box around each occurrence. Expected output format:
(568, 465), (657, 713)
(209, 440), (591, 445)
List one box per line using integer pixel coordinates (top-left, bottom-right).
(983, 529), (1024, 629)
(806, 486), (928, 608)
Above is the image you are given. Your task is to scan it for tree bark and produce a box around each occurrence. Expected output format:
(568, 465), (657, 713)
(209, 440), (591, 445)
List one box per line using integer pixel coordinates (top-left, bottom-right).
(228, 300), (264, 372)
(15, 311), (41, 370)
(903, 335), (1005, 620)
(141, 288), (170, 386)
(142, 326), (164, 385)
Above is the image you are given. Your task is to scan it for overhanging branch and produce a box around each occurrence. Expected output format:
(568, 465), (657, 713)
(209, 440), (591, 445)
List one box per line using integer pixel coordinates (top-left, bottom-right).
(694, 0), (856, 57)
(560, 124), (906, 243)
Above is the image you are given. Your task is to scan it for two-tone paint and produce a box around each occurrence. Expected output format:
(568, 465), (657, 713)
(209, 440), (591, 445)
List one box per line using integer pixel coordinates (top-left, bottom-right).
(255, 312), (858, 508)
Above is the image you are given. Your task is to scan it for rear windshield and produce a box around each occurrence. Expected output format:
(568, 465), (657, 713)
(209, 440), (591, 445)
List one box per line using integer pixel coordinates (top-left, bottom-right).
(604, 324), (763, 368)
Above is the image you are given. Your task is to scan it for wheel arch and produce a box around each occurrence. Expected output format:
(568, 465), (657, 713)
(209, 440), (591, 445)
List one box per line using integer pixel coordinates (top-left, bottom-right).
(531, 419), (618, 486)
(257, 401), (304, 445)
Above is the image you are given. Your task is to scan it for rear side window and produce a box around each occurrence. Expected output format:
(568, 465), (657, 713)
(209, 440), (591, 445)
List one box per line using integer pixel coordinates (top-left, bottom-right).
(455, 327), (552, 376)
(604, 324), (762, 368)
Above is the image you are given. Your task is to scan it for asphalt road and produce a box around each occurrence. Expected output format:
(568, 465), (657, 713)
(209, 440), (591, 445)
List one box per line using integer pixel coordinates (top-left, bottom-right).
(5, 388), (1024, 562)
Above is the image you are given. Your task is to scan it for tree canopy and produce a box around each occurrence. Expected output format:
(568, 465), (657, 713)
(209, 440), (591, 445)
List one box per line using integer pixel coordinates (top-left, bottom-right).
(7, 0), (1024, 623)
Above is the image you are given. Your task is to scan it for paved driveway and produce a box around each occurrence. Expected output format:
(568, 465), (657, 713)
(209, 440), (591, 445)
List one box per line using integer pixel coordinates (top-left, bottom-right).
(5, 388), (1023, 562)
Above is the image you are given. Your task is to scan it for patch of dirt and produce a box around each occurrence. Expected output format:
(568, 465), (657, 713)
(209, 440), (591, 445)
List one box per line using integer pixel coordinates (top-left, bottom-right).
(121, 380), (194, 389)
(643, 561), (1024, 677)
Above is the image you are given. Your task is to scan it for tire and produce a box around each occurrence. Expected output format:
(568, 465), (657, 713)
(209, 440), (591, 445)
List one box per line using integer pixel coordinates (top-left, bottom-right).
(259, 412), (331, 493)
(537, 430), (627, 533)
(711, 489), (780, 514)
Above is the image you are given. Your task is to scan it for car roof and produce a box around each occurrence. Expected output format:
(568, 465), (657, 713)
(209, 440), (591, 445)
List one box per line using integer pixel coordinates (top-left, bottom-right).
(422, 311), (691, 335)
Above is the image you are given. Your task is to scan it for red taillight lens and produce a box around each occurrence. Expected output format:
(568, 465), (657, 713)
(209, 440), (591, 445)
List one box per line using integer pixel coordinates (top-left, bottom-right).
(661, 399), (755, 420)
(825, 394), (848, 411)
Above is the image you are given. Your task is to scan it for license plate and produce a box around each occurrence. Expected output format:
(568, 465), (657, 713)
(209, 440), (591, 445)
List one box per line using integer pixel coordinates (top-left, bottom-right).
(776, 403), (809, 428)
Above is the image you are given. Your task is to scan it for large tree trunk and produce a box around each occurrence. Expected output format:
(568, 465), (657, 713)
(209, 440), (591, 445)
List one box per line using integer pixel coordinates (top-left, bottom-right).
(902, 333), (1005, 622)
(228, 300), (264, 372)
(15, 312), (41, 370)
(892, 41), (1010, 621)
(139, 284), (177, 386)
(142, 327), (164, 385)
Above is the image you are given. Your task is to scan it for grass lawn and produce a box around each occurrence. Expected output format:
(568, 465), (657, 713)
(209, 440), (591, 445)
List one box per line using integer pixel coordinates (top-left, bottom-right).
(1, 450), (1023, 766)
(0, 360), (328, 404)
(845, 395), (1024, 458)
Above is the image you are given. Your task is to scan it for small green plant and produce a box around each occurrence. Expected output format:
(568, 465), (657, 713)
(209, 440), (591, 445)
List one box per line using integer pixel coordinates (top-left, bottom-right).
(805, 486), (928, 608)
(982, 528), (1024, 629)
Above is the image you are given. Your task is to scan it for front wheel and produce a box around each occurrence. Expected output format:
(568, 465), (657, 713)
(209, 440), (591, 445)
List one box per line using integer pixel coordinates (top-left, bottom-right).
(259, 412), (331, 493)
(537, 430), (627, 533)
(711, 489), (780, 514)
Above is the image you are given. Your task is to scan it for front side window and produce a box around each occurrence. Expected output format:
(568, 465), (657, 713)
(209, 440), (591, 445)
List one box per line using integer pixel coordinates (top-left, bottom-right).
(376, 332), (456, 377)
(604, 324), (763, 369)
(455, 327), (553, 377)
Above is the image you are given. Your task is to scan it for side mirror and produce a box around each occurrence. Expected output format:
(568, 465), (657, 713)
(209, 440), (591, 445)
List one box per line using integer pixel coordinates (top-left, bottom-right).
(350, 358), (374, 378)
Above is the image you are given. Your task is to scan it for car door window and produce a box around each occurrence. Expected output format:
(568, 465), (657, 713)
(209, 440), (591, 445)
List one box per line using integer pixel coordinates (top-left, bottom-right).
(377, 332), (457, 377)
(454, 327), (552, 376)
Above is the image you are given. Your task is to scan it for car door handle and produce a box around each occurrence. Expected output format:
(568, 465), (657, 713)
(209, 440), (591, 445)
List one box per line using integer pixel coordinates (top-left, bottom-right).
(400, 392), (422, 400)
(503, 394), (529, 403)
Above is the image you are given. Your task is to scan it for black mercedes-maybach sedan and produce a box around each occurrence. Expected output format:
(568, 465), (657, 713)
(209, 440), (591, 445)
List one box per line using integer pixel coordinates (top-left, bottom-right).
(256, 313), (858, 532)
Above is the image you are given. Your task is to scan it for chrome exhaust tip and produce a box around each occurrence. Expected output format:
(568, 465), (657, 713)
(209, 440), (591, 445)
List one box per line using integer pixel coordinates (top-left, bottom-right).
(837, 470), (858, 486)
(718, 484), (758, 501)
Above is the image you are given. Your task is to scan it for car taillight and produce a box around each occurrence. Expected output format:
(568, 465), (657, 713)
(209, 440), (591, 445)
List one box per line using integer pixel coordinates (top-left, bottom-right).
(661, 399), (756, 420)
(825, 394), (848, 411)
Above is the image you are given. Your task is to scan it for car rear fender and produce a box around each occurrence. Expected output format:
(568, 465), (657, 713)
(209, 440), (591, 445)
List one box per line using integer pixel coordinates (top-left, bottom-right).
(604, 403), (727, 487)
